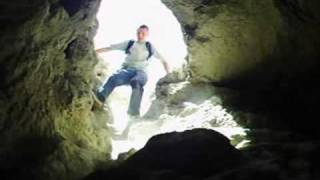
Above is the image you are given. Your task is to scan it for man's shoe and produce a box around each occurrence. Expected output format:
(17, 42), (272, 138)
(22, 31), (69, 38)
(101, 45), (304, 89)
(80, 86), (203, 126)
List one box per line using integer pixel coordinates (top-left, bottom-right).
(112, 127), (130, 140)
(112, 115), (141, 140)
(91, 90), (105, 108)
(127, 113), (140, 119)
(127, 113), (142, 124)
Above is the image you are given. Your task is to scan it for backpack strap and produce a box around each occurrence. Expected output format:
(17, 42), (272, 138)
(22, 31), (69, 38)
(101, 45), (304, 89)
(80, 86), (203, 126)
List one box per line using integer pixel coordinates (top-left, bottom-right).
(146, 41), (154, 60)
(125, 40), (154, 60)
(125, 40), (135, 54)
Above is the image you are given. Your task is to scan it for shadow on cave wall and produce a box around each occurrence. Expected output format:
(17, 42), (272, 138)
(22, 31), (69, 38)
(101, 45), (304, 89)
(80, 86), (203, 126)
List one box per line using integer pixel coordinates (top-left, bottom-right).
(212, 61), (320, 139)
(210, 0), (320, 139)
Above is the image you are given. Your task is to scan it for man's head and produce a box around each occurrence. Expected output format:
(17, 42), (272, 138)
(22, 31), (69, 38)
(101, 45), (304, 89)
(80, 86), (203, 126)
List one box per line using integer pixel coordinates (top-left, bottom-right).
(137, 25), (149, 42)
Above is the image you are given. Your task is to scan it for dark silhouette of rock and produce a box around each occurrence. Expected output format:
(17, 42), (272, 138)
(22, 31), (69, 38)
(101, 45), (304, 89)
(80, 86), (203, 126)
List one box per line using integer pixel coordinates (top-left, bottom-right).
(85, 128), (245, 180)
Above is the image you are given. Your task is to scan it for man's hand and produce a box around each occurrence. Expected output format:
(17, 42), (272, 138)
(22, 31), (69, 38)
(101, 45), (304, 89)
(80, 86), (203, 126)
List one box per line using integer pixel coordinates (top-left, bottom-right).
(162, 60), (170, 74)
(96, 47), (112, 53)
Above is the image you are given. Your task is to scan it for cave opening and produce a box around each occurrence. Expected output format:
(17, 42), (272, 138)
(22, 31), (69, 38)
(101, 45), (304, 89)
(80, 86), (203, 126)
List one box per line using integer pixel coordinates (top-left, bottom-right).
(94, 0), (188, 159)
(2, 0), (320, 179)
(93, 0), (249, 160)
(94, 0), (187, 124)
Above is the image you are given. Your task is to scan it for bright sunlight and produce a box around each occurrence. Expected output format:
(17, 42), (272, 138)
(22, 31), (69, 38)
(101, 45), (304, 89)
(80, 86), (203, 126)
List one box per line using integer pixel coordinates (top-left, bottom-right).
(94, 0), (248, 159)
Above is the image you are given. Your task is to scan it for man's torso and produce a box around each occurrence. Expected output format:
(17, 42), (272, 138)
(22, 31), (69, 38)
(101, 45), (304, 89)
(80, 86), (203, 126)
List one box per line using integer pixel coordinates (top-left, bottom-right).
(123, 41), (150, 71)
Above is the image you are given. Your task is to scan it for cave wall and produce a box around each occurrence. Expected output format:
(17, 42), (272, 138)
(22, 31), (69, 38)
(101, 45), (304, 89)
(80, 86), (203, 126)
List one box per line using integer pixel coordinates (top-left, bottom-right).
(1, 0), (320, 179)
(162, 0), (320, 85)
(0, 0), (112, 179)
(161, 0), (320, 137)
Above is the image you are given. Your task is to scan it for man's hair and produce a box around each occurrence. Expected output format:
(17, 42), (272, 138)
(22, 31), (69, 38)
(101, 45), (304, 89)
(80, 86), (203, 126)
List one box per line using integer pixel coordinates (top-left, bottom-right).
(139, 24), (149, 31)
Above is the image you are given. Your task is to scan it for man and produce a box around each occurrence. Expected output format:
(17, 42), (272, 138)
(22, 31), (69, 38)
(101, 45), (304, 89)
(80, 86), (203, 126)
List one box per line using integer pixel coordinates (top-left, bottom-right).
(93, 25), (170, 117)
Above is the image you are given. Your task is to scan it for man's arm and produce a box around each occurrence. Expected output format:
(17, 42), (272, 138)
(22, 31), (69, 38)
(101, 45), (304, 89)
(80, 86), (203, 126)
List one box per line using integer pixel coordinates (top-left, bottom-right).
(161, 59), (170, 74)
(95, 47), (113, 53)
(153, 46), (170, 74)
(96, 40), (129, 54)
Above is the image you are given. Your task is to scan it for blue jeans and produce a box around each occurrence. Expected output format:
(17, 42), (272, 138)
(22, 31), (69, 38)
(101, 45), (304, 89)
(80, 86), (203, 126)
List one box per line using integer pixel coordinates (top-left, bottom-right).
(97, 67), (148, 116)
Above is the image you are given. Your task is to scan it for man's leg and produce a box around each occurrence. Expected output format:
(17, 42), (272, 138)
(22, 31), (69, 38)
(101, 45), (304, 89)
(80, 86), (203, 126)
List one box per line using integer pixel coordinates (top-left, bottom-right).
(96, 69), (135, 102)
(127, 70), (148, 116)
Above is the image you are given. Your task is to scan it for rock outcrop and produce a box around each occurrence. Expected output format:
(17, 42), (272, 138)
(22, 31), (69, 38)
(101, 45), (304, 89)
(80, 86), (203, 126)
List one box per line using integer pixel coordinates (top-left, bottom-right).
(0, 0), (112, 179)
(162, 0), (320, 84)
(85, 128), (245, 180)
(161, 0), (320, 137)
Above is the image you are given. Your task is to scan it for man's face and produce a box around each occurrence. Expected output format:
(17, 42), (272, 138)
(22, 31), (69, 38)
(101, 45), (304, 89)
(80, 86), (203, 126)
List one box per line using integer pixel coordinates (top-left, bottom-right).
(137, 28), (149, 41)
